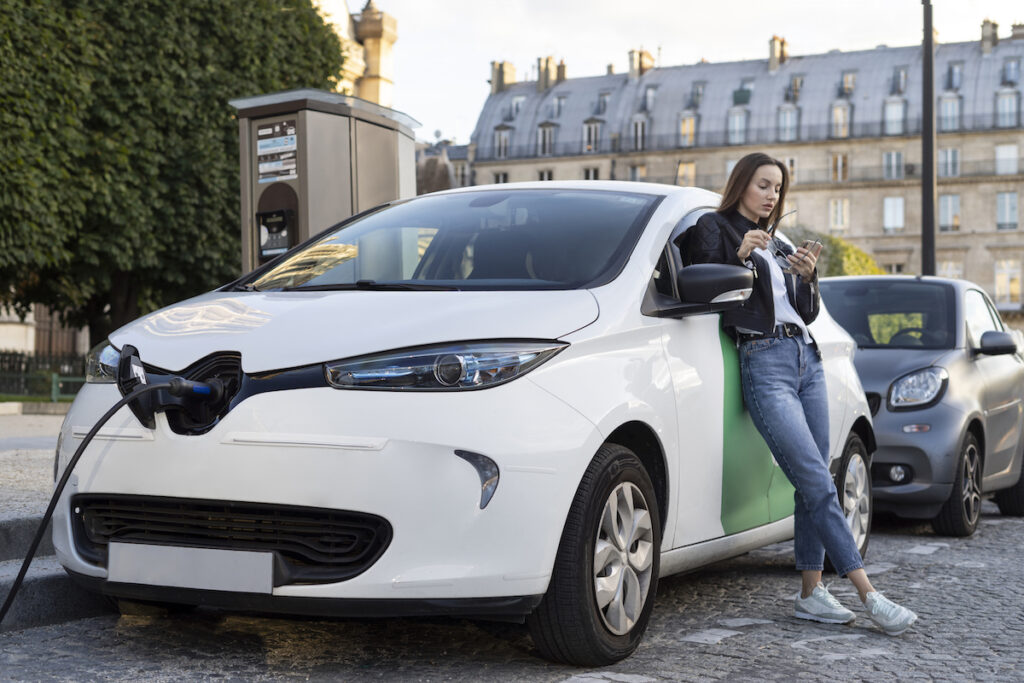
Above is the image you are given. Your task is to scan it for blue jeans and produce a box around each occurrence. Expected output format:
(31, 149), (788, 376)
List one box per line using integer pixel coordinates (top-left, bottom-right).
(739, 334), (864, 577)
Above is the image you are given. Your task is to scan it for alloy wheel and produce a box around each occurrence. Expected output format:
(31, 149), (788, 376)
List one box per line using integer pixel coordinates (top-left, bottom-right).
(593, 482), (655, 636)
(962, 442), (982, 526)
(842, 451), (871, 552)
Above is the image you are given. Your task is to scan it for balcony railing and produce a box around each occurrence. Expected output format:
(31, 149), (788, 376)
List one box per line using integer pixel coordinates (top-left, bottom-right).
(474, 113), (1022, 163)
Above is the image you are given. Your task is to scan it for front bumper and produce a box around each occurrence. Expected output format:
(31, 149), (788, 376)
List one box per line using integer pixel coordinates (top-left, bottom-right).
(867, 400), (964, 515)
(53, 379), (603, 607)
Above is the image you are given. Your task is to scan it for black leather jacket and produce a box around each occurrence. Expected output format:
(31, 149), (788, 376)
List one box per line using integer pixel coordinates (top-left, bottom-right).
(678, 210), (820, 336)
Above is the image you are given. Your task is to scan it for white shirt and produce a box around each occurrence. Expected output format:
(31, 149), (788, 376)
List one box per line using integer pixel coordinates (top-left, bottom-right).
(749, 244), (812, 343)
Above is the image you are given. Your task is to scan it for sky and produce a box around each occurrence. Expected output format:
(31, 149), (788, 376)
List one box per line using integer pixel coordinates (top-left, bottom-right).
(321, 0), (1024, 144)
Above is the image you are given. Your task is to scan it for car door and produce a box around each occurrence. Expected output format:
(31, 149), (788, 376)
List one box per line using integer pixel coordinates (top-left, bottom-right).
(964, 288), (1024, 485)
(661, 209), (787, 546)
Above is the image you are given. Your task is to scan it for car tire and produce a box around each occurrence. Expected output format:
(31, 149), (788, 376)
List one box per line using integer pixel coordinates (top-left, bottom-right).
(527, 443), (661, 666)
(835, 432), (872, 561)
(993, 466), (1024, 516)
(932, 432), (983, 537)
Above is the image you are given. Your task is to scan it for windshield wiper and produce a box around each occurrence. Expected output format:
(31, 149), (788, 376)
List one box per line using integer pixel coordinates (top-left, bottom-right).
(282, 280), (458, 292)
(231, 282), (260, 292)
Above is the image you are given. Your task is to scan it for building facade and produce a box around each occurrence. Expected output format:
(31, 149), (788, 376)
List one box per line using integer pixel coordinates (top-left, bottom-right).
(316, 0), (398, 108)
(466, 22), (1024, 312)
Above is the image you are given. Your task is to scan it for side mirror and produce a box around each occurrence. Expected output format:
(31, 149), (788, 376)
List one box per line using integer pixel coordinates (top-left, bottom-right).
(642, 264), (753, 318)
(978, 330), (1018, 356)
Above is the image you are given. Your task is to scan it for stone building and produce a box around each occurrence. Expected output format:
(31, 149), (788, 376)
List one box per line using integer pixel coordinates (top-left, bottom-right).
(466, 21), (1024, 312)
(316, 0), (398, 108)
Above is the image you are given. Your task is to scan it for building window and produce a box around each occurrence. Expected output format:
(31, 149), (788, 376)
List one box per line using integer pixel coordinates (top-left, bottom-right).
(493, 172), (508, 184)
(676, 161), (696, 186)
(841, 71), (856, 96)
(788, 75), (804, 101)
(583, 122), (600, 153)
(511, 95), (526, 117)
(938, 148), (960, 177)
(831, 153), (849, 182)
(884, 263), (905, 274)
(494, 129), (510, 160)
(997, 91), (1019, 128)
(632, 119), (647, 151)
(629, 165), (646, 182)
(453, 163), (468, 187)
(883, 197), (904, 232)
(554, 95), (567, 118)
(727, 108), (747, 145)
(996, 144), (1019, 175)
(785, 156), (797, 184)
(938, 260), (963, 279)
(996, 260), (1022, 307)
(583, 167), (599, 180)
(679, 113), (696, 147)
(778, 106), (798, 142)
(883, 151), (904, 180)
(998, 192), (1019, 230)
(948, 62), (963, 90)
(725, 159), (739, 178)
(538, 169), (553, 181)
(831, 103), (850, 138)
(537, 125), (554, 155)
(939, 194), (961, 232)
(691, 81), (705, 106)
(1006, 59), (1021, 85)
(829, 198), (850, 231)
(884, 99), (905, 135)
(782, 199), (798, 227)
(938, 96), (960, 132)
(597, 92), (610, 115)
(892, 66), (908, 94)
(644, 86), (657, 112)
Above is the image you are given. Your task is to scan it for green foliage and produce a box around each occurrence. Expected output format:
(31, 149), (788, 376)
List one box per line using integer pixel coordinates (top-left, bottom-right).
(782, 226), (885, 277)
(869, 312), (923, 345)
(0, 0), (343, 345)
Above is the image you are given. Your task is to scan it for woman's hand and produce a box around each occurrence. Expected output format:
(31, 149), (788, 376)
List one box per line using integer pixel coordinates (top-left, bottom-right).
(736, 229), (771, 261)
(787, 247), (817, 280)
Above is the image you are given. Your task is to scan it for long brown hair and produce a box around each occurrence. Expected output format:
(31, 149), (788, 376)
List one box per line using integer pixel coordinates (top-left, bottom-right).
(718, 152), (789, 229)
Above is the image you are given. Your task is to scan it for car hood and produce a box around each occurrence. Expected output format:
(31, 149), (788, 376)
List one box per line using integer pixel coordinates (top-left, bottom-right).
(109, 290), (600, 373)
(852, 347), (960, 392)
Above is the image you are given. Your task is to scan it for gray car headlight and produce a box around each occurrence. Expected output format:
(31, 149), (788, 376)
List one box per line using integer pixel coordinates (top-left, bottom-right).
(888, 367), (948, 411)
(324, 341), (567, 391)
(85, 341), (120, 383)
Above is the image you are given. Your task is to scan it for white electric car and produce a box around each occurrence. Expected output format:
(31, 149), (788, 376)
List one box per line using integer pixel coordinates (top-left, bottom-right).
(55, 182), (874, 665)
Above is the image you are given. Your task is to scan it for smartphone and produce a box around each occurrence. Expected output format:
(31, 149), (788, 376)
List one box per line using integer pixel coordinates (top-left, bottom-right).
(799, 239), (824, 260)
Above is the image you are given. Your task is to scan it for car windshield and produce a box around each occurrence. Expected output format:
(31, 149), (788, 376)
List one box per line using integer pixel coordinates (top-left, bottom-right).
(820, 279), (956, 349)
(248, 189), (661, 291)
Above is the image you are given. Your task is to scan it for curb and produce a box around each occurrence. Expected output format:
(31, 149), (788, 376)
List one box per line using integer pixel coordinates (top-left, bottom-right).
(0, 517), (54, 563)
(0, 402), (71, 416)
(0, 556), (116, 632)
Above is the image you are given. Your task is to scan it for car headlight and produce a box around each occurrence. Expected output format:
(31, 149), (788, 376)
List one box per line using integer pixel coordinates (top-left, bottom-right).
(324, 341), (568, 391)
(85, 341), (120, 383)
(888, 367), (948, 411)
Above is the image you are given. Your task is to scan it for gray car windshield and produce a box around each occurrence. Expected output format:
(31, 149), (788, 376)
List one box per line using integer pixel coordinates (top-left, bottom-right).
(249, 189), (661, 291)
(820, 280), (956, 349)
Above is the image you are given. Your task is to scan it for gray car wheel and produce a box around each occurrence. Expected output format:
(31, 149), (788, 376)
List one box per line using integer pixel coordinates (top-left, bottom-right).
(932, 432), (982, 536)
(836, 433), (871, 559)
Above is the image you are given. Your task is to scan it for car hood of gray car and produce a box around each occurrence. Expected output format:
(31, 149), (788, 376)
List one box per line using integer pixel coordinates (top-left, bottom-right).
(852, 347), (961, 393)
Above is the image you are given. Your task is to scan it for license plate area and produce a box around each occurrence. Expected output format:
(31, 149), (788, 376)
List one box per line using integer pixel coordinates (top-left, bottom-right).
(107, 543), (273, 594)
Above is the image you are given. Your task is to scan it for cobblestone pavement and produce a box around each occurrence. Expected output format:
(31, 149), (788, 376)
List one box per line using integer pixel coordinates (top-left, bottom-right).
(2, 501), (1022, 682)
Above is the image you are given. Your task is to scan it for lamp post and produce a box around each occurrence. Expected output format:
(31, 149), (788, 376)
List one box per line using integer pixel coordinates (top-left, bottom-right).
(921, 0), (936, 275)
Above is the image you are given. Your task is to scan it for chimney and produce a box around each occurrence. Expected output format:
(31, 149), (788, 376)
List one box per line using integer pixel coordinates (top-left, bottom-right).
(769, 35), (788, 72)
(982, 19), (999, 53)
(1013, 23), (1024, 40)
(556, 59), (567, 84)
(536, 56), (556, 92)
(628, 49), (655, 79)
(607, 64), (615, 75)
(490, 60), (516, 95)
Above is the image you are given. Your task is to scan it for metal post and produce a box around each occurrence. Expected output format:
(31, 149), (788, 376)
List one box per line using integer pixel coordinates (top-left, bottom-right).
(921, 0), (936, 275)
(50, 373), (59, 403)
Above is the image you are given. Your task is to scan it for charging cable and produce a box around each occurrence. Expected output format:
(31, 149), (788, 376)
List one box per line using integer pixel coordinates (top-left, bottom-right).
(0, 377), (221, 626)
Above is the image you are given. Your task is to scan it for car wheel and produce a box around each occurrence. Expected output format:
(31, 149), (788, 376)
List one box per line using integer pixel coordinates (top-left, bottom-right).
(932, 432), (982, 537)
(527, 443), (660, 666)
(835, 432), (872, 560)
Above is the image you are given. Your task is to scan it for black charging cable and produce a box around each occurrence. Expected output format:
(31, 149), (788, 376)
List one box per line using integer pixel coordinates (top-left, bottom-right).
(0, 377), (221, 626)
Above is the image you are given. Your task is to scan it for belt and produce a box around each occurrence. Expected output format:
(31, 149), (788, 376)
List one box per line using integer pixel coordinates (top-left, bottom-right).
(736, 323), (803, 343)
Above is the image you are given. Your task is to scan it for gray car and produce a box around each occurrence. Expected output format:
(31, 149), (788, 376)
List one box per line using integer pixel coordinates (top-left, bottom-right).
(820, 276), (1024, 536)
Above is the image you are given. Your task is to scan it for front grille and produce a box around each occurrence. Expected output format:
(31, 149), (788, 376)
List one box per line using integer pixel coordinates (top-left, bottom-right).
(71, 494), (392, 585)
(865, 392), (882, 416)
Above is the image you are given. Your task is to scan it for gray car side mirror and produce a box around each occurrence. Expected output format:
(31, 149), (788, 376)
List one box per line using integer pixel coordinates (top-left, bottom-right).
(978, 330), (1018, 356)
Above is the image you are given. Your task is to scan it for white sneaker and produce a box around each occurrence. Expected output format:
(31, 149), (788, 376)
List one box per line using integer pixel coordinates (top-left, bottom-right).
(794, 582), (856, 624)
(863, 591), (917, 635)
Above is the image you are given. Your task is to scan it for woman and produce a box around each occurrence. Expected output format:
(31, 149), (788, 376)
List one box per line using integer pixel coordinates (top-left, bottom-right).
(681, 152), (917, 636)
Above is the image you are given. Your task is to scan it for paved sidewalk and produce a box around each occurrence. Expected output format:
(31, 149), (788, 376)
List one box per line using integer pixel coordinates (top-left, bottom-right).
(0, 414), (63, 521)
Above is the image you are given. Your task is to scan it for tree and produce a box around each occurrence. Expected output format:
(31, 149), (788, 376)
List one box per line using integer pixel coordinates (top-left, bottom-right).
(781, 226), (885, 277)
(0, 0), (344, 348)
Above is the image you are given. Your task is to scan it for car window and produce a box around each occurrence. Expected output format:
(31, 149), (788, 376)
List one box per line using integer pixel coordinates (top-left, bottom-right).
(964, 289), (1001, 344)
(249, 189), (661, 291)
(819, 279), (956, 349)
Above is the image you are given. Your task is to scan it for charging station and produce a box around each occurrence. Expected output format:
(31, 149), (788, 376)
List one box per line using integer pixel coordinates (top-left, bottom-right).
(231, 89), (419, 273)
